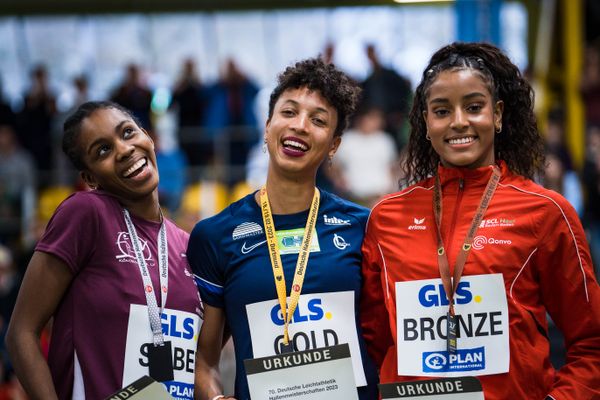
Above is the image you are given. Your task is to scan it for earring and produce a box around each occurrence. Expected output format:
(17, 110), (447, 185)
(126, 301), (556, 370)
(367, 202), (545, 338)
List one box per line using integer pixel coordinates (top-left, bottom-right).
(495, 126), (502, 134)
(328, 155), (333, 167)
(89, 184), (97, 190)
(262, 139), (267, 154)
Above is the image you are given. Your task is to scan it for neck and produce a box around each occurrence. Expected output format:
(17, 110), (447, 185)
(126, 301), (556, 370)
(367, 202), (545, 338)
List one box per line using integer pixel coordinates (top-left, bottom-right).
(121, 190), (162, 223)
(257, 174), (316, 215)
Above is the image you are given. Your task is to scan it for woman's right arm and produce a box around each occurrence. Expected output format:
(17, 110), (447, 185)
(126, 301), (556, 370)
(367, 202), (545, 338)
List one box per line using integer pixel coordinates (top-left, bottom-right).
(195, 304), (236, 400)
(359, 222), (393, 369)
(6, 251), (74, 400)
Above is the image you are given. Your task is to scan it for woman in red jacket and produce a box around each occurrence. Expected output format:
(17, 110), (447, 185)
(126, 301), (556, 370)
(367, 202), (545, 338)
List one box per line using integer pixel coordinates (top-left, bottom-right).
(361, 42), (600, 399)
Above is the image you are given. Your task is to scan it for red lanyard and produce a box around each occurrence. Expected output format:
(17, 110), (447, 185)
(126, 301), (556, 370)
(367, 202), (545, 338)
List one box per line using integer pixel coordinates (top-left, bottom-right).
(432, 166), (501, 353)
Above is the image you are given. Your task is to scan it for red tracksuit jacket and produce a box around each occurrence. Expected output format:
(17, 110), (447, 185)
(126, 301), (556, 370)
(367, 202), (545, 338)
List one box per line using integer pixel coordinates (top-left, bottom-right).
(361, 161), (600, 399)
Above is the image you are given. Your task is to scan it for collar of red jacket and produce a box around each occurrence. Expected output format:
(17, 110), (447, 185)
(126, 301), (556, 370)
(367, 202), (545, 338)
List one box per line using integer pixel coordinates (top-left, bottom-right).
(436, 160), (508, 190)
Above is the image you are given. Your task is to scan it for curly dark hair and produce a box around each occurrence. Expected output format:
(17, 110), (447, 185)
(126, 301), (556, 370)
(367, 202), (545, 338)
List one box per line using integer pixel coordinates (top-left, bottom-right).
(405, 42), (545, 183)
(62, 100), (142, 171)
(268, 57), (361, 137)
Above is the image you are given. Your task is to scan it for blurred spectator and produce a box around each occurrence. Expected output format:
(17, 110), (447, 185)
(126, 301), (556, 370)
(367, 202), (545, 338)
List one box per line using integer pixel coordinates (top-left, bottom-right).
(332, 106), (399, 206)
(0, 80), (15, 130)
(72, 74), (91, 108)
(543, 149), (583, 216)
(154, 112), (188, 215)
(57, 74), (92, 113)
(16, 65), (57, 179)
(0, 245), (21, 344)
(322, 42), (335, 65)
(0, 124), (37, 244)
(54, 75), (94, 187)
(582, 124), (600, 276)
(0, 244), (22, 393)
(581, 40), (600, 126)
(110, 63), (153, 130)
(204, 59), (259, 185)
(245, 139), (269, 190)
(204, 59), (259, 129)
(360, 43), (412, 150)
(545, 107), (574, 171)
(170, 58), (209, 169)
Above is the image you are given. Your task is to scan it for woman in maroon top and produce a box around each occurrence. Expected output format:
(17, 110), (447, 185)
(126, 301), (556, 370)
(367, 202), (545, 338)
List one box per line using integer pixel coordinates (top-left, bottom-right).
(6, 101), (201, 399)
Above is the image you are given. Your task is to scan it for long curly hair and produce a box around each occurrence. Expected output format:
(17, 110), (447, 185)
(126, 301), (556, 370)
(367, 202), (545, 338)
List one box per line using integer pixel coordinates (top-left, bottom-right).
(404, 42), (544, 184)
(268, 57), (361, 137)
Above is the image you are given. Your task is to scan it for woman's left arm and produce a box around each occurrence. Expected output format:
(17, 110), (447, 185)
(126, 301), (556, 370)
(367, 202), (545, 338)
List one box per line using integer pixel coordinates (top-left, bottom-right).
(537, 200), (600, 399)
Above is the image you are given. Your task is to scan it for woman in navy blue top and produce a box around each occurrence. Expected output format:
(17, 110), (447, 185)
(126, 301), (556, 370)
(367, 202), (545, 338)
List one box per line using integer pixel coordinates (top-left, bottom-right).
(187, 58), (379, 400)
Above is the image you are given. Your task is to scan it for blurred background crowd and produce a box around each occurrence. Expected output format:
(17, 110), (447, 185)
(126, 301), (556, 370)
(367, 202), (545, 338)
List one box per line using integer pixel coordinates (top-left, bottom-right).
(0, 0), (599, 397)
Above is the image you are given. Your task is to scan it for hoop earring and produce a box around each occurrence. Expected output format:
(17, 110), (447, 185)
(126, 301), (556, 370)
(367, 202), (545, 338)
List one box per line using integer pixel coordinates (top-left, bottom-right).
(495, 126), (502, 134)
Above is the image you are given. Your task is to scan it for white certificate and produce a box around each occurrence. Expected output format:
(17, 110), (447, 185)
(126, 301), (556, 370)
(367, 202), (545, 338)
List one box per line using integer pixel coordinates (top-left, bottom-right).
(244, 344), (358, 400)
(246, 291), (366, 386)
(395, 274), (509, 377)
(122, 304), (200, 399)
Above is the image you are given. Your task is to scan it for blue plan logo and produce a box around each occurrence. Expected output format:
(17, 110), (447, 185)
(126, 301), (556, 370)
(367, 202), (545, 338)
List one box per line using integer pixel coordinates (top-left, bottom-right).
(422, 347), (485, 373)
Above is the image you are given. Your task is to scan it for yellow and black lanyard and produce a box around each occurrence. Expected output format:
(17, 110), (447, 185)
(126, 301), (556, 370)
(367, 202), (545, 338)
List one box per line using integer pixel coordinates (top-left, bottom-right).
(260, 186), (320, 353)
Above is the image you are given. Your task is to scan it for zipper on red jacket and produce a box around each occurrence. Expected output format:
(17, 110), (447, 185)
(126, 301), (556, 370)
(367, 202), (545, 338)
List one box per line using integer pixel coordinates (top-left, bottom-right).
(446, 177), (464, 266)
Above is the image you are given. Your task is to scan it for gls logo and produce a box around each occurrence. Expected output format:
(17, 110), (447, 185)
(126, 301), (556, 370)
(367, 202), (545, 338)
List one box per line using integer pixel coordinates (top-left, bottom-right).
(160, 313), (196, 339)
(418, 282), (473, 307)
(270, 298), (328, 326)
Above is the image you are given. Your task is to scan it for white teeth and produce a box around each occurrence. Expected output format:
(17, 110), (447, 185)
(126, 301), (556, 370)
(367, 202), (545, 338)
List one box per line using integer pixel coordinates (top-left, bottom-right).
(124, 158), (146, 177)
(283, 140), (308, 151)
(448, 137), (475, 145)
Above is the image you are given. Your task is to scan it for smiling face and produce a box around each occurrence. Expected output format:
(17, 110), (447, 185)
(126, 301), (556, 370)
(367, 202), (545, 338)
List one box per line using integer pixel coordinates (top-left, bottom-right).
(265, 87), (340, 180)
(78, 107), (159, 203)
(424, 69), (503, 169)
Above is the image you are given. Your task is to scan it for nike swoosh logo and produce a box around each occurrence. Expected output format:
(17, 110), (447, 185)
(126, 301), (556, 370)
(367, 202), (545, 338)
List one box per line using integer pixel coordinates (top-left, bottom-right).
(241, 240), (267, 254)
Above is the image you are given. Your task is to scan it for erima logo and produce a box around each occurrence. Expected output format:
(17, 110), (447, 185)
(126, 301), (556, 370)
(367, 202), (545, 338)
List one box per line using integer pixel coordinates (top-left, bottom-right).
(408, 217), (427, 230)
(323, 214), (351, 226)
(472, 235), (512, 250)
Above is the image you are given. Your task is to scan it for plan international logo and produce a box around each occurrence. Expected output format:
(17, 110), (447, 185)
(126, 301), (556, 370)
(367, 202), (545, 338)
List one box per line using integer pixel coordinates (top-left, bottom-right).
(422, 347), (486, 373)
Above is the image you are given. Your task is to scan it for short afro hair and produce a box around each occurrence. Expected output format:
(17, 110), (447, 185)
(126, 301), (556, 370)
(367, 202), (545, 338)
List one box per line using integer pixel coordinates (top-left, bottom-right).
(268, 58), (361, 137)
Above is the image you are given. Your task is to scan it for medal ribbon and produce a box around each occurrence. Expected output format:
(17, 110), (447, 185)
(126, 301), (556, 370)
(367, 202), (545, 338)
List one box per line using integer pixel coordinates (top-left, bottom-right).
(124, 209), (169, 346)
(433, 166), (500, 351)
(260, 186), (320, 349)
